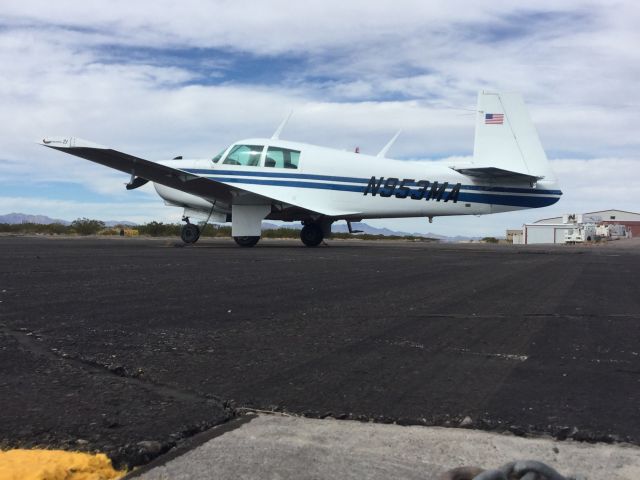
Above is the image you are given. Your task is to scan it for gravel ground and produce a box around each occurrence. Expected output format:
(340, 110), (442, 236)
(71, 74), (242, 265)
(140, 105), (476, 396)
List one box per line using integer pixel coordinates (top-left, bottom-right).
(1, 236), (639, 469)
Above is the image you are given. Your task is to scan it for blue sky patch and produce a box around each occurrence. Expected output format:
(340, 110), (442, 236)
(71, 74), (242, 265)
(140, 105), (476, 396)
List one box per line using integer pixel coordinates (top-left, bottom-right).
(98, 44), (311, 87)
(465, 9), (592, 44)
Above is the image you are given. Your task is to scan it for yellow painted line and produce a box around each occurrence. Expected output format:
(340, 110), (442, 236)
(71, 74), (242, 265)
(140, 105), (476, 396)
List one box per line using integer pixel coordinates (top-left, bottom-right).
(0, 449), (125, 480)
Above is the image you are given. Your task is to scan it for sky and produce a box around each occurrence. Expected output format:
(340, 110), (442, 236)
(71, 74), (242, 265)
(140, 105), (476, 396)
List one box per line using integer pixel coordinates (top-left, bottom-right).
(1, 0), (639, 237)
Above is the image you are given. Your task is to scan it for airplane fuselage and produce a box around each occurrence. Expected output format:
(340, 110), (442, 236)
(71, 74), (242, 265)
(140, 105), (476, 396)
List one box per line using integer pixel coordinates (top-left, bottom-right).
(153, 138), (561, 225)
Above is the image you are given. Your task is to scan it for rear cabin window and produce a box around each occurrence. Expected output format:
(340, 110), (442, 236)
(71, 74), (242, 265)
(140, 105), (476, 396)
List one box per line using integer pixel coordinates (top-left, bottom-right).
(222, 145), (264, 166)
(265, 147), (300, 169)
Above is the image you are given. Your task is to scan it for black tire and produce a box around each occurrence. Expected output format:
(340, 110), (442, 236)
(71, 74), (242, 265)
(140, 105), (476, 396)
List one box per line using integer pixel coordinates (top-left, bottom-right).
(300, 224), (324, 247)
(233, 236), (260, 247)
(181, 224), (200, 244)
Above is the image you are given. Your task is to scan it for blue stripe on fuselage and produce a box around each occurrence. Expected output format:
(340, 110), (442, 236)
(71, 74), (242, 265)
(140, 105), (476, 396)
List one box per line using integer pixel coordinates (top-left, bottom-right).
(193, 173), (561, 208)
(184, 169), (368, 185)
(457, 192), (558, 208)
(205, 176), (365, 192)
(182, 168), (562, 196)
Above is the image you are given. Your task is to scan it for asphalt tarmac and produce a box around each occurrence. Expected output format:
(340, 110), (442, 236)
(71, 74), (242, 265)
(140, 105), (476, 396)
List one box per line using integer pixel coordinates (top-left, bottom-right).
(1, 236), (639, 469)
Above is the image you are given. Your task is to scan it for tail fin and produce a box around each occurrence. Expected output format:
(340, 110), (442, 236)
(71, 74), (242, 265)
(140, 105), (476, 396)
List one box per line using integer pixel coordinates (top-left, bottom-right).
(457, 91), (555, 183)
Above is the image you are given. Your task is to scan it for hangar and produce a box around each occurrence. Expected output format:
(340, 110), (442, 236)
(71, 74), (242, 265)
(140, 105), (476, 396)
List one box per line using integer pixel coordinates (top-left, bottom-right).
(533, 209), (640, 236)
(510, 209), (639, 244)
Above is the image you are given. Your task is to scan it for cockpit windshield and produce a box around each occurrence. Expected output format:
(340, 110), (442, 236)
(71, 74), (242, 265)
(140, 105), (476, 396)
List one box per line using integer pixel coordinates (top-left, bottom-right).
(212, 149), (226, 163)
(222, 145), (264, 166)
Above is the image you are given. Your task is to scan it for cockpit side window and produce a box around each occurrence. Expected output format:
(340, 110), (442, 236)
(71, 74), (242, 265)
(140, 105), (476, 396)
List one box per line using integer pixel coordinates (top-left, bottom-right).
(265, 147), (300, 169)
(223, 145), (264, 166)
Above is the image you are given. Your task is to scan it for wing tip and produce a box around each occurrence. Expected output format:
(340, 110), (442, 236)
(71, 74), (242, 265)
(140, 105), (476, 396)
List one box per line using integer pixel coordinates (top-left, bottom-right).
(39, 137), (108, 149)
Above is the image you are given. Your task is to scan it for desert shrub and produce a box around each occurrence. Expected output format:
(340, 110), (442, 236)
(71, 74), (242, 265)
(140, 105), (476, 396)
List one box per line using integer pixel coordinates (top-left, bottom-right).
(481, 236), (499, 243)
(71, 218), (105, 235)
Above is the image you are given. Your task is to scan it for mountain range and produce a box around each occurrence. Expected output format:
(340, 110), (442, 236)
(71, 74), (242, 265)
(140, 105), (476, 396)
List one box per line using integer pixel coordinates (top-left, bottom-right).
(1, 213), (477, 241)
(0, 213), (136, 228)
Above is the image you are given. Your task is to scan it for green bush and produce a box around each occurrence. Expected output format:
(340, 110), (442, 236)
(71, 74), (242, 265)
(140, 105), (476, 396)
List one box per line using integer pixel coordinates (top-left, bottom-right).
(135, 222), (233, 237)
(207, 225), (232, 237)
(262, 228), (300, 239)
(0, 222), (73, 234)
(481, 236), (499, 243)
(0, 220), (440, 243)
(45, 223), (69, 234)
(71, 218), (106, 235)
(137, 221), (180, 237)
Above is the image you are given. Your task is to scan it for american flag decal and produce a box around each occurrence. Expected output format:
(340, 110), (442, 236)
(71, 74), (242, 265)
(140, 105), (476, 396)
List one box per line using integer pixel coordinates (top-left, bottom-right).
(485, 113), (504, 125)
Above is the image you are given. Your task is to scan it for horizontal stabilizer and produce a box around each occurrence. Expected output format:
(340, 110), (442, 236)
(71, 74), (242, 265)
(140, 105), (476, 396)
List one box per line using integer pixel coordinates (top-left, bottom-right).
(452, 166), (543, 184)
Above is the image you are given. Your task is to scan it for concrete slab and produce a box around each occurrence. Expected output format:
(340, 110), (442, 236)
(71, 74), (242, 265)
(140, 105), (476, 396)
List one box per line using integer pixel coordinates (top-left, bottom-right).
(130, 414), (640, 480)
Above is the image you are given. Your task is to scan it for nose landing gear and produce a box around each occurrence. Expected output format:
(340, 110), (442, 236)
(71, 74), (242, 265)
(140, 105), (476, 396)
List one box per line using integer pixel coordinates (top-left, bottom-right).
(180, 218), (201, 244)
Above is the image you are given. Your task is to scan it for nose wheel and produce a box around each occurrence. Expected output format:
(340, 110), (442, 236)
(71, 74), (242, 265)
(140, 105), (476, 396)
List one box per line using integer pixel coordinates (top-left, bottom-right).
(180, 222), (200, 244)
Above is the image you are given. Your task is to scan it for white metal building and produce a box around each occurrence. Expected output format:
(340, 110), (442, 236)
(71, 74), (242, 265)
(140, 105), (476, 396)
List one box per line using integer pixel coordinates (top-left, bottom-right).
(534, 210), (640, 237)
(510, 209), (639, 244)
(514, 223), (574, 244)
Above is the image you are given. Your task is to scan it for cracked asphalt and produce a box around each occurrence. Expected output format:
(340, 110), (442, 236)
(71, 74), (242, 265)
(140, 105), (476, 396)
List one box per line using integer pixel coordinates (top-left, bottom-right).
(1, 236), (639, 469)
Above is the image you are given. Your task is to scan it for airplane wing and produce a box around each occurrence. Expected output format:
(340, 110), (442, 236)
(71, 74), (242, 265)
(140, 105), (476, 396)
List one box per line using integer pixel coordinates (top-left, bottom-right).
(40, 137), (353, 217)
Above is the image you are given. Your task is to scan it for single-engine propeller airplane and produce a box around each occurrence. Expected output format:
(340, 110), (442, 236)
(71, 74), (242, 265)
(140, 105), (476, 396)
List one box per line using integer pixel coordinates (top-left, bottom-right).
(41, 91), (561, 247)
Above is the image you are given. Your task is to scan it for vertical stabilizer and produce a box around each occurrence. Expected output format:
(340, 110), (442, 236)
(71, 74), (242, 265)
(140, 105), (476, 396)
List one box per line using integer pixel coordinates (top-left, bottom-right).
(473, 92), (555, 181)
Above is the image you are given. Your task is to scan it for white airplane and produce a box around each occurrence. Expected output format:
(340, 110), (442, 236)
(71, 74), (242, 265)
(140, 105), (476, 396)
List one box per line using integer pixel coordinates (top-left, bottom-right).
(41, 91), (561, 247)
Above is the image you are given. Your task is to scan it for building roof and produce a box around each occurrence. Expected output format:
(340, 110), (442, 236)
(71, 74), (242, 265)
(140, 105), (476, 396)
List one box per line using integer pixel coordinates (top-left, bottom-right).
(534, 209), (640, 224)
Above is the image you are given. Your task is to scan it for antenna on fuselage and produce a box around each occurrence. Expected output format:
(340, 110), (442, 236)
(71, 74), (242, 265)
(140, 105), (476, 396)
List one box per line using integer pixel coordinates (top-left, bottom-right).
(271, 110), (293, 140)
(376, 130), (402, 158)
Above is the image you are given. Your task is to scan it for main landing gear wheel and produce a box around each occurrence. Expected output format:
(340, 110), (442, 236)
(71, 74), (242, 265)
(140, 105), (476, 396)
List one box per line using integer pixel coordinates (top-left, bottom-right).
(181, 223), (200, 244)
(300, 223), (324, 247)
(233, 236), (260, 247)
